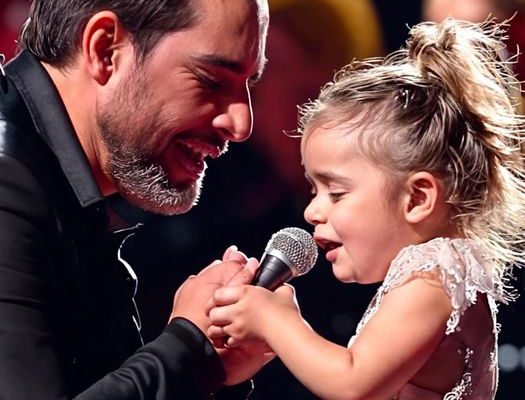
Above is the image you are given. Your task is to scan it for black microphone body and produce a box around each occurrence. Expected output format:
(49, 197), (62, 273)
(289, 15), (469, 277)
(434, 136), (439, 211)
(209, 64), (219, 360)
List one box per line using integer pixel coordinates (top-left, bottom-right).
(251, 253), (294, 291)
(250, 227), (318, 291)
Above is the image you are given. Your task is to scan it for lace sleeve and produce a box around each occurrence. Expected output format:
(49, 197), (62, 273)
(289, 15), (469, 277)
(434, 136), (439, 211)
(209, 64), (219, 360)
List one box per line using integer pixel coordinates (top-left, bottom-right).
(380, 238), (512, 335)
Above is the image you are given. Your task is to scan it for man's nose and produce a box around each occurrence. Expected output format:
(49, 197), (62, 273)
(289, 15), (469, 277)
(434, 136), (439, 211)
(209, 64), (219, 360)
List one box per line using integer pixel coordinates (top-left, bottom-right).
(212, 89), (253, 142)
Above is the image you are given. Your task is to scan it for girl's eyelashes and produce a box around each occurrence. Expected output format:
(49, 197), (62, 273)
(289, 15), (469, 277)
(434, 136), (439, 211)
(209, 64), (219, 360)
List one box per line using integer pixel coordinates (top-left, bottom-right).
(328, 192), (346, 202)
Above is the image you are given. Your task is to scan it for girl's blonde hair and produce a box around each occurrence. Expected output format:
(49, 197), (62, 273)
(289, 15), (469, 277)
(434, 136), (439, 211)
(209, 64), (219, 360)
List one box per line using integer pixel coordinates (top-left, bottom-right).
(299, 18), (525, 280)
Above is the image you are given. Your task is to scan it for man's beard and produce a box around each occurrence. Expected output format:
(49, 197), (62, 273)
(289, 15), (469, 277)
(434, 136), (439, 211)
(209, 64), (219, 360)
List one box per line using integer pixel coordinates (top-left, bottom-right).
(96, 68), (203, 216)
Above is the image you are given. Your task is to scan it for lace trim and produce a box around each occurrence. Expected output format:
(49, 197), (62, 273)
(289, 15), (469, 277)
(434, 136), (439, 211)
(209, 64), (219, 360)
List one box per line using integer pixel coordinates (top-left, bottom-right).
(443, 347), (474, 400)
(350, 238), (502, 400)
(352, 238), (510, 338)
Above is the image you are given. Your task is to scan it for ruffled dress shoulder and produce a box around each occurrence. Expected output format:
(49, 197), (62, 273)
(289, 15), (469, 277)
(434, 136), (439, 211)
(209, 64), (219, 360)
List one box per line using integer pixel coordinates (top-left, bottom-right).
(348, 238), (513, 400)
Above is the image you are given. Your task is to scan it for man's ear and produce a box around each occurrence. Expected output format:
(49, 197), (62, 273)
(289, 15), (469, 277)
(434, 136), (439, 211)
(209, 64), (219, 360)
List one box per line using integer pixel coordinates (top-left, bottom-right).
(81, 11), (132, 85)
(403, 171), (440, 224)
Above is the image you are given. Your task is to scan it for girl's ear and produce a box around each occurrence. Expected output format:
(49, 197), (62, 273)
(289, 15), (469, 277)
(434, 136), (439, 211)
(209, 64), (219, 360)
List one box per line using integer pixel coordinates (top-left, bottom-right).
(403, 171), (440, 224)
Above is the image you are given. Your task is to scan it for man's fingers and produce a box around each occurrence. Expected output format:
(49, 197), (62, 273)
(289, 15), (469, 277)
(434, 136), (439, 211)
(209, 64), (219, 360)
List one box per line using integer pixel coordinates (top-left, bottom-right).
(195, 259), (222, 277)
(223, 245), (249, 265)
(222, 245), (237, 260)
(196, 260), (245, 284)
(245, 257), (259, 275)
(226, 261), (257, 287)
(205, 296), (216, 317)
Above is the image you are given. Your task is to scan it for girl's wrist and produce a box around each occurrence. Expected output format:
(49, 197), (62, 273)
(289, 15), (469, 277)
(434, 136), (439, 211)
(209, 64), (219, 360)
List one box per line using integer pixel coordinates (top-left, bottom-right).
(261, 305), (302, 345)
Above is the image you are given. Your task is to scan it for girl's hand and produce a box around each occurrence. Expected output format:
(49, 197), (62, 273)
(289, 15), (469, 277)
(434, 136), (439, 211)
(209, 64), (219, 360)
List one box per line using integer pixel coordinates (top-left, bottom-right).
(207, 283), (300, 347)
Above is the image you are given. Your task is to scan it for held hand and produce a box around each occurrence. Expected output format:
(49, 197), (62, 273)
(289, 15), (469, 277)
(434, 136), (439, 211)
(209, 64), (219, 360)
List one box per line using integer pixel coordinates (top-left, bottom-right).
(216, 341), (276, 385)
(208, 285), (297, 384)
(203, 256), (259, 349)
(208, 284), (299, 345)
(222, 245), (249, 265)
(221, 245), (260, 283)
(207, 249), (273, 384)
(169, 259), (247, 334)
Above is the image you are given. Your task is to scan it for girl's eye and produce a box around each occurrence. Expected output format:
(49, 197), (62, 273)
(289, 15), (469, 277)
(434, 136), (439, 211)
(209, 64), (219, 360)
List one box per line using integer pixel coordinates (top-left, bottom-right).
(328, 192), (346, 202)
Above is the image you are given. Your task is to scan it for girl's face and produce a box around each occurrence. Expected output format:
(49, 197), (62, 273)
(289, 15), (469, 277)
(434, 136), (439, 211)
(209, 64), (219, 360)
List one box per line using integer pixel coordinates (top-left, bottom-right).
(303, 125), (415, 284)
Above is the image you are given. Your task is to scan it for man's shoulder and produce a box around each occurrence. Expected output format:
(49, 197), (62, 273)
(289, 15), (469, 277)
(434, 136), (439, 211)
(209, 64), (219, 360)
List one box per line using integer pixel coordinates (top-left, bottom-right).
(0, 75), (57, 177)
(0, 114), (54, 177)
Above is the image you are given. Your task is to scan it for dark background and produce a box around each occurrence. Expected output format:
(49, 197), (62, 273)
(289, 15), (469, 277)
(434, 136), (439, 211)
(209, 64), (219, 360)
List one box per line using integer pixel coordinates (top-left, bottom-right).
(1, 0), (523, 398)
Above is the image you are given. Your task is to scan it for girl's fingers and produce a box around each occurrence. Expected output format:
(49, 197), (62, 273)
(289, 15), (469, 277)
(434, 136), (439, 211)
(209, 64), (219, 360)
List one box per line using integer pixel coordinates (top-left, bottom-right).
(209, 303), (236, 325)
(207, 324), (227, 339)
(213, 285), (245, 305)
(225, 335), (240, 348)
(274, 283), (295, 298)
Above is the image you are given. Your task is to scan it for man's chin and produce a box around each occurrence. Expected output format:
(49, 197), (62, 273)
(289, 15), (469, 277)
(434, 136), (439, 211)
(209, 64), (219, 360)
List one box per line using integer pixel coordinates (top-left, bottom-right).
(120, 184), (200, 216)
(130, 195), (197, 216)
(154, 202), (195, 216)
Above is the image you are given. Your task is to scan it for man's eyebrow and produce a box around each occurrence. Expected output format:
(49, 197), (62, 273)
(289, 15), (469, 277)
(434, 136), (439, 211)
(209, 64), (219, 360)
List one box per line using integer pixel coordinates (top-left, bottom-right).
(193, 53), (267, 82)
(194, 54), (244, 73)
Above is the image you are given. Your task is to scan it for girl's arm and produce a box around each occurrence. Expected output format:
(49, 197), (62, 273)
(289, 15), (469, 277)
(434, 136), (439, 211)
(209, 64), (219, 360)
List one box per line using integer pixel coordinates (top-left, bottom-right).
(209, 273), (452, 400)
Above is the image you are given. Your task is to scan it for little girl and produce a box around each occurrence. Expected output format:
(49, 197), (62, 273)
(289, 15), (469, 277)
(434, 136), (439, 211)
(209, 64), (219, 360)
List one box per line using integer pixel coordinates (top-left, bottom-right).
(207, 18), (525, 399)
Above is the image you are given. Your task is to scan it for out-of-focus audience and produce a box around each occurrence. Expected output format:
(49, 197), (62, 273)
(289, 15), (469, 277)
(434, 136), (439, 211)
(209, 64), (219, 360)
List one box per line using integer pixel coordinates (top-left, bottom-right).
(0, 0), (28, 60)
(423, 0), (508, 22)
(423, 0), (525, 82)
(252, 0), (384, 199)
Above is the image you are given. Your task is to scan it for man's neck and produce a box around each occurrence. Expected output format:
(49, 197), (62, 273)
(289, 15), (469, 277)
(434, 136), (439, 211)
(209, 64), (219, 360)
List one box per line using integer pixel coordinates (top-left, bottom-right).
(41, 61), (116, 196)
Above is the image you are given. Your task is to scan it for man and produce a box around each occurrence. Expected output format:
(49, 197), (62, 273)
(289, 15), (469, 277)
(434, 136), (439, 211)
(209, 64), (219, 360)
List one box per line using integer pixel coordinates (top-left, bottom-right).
(0, 0), (269, 398)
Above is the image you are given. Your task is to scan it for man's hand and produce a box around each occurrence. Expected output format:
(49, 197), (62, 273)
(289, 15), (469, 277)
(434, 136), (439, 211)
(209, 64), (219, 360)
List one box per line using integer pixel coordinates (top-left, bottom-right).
(169, 258), (252, 333)
(170, 247), (273, 384)
(217, 341), (276, 385)
(209, 251), (276, 384)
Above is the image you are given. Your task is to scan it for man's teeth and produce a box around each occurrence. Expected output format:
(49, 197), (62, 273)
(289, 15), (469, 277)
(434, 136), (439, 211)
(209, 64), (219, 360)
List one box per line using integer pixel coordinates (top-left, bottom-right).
(180, 142), (217, 159)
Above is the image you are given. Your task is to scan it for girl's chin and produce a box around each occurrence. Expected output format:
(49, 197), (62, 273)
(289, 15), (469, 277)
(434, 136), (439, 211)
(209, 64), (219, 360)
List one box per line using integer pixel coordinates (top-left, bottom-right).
(332, 266), (356, 283)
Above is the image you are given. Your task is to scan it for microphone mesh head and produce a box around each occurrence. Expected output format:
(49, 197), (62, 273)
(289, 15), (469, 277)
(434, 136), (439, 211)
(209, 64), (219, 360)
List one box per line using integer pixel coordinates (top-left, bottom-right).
(265, 227), (318, 275)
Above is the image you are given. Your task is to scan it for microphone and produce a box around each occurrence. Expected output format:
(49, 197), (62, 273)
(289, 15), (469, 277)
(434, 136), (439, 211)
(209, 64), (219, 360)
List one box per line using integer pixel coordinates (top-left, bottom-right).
(251, 227), (318, 291)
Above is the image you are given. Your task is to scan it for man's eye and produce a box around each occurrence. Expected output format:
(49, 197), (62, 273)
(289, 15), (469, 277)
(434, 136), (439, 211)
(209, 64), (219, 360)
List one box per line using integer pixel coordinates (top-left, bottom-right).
(198, 74), (222, 90)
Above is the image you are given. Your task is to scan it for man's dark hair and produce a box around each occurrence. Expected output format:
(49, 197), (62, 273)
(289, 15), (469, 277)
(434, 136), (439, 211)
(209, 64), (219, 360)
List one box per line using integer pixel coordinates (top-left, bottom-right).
(19, 0), (199, 68)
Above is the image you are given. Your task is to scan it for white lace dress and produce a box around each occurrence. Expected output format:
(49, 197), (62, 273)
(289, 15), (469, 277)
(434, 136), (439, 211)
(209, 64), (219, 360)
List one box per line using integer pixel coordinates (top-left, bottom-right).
(347, 237), (512, 400)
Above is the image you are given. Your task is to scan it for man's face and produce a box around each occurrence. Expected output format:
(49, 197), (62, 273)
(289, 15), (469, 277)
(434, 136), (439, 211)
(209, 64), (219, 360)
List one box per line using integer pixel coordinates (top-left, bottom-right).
(96, 0), (268, 215)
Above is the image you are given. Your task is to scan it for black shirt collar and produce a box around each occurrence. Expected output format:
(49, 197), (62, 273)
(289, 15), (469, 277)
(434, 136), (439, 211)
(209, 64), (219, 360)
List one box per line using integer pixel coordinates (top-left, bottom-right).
(5, 50), (103, 207)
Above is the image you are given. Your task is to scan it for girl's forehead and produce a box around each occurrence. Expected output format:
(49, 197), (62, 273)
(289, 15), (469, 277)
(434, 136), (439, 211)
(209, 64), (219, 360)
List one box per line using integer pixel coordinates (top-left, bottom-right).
(301, 123), (363, 155)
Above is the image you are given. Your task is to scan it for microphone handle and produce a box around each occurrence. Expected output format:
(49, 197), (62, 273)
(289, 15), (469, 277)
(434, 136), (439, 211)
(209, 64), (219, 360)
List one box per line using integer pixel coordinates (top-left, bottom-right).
(251, 254), (293, 291)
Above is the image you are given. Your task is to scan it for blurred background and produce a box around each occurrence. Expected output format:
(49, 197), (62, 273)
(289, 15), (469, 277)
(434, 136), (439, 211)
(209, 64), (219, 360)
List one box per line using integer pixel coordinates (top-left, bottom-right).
(1, 0), (524, 398)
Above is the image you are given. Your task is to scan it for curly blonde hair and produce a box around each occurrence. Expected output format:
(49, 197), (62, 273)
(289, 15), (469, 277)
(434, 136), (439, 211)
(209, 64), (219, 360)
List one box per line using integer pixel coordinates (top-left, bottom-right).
(299, 18), (525, 279)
